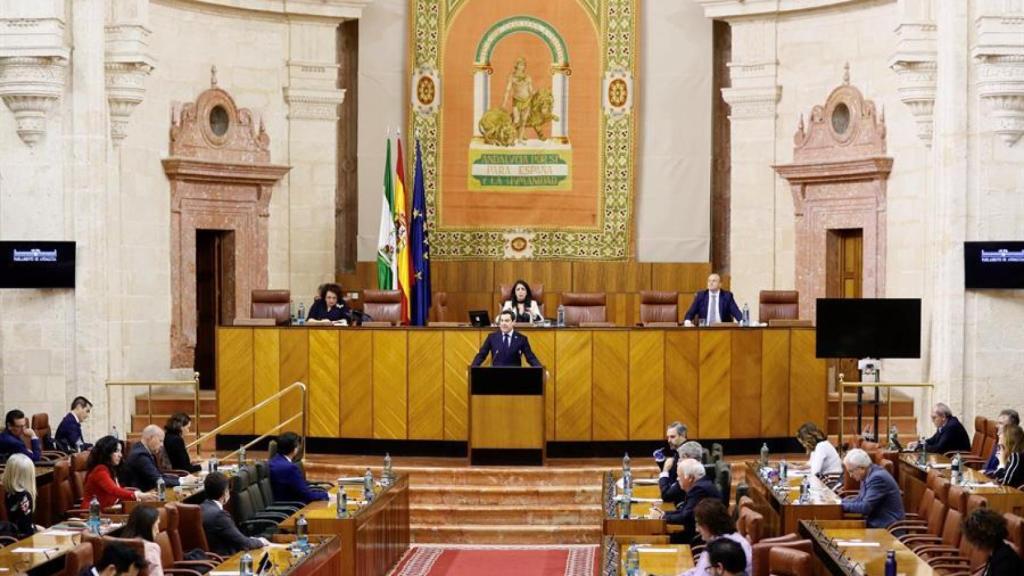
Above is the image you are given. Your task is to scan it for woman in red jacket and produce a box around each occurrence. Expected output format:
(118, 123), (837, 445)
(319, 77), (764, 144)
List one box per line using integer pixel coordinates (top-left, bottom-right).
(83, 436), (156, 508)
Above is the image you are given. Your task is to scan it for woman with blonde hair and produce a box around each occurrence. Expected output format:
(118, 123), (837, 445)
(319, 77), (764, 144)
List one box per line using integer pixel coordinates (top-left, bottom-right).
(3, 453), (38, 538)
(797, 422), (842, 476)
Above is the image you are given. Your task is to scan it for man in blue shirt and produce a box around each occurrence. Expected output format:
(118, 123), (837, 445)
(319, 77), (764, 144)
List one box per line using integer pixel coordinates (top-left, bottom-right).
(269, 432), (328, 504)
(0, 410), (41, 462)
(55, 396), (93, 452)
(985, 409), (1020, 475)
(840, 449), (905, 528)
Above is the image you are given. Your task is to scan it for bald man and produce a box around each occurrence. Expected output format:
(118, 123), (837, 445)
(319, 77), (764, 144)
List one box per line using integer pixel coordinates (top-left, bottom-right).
(119, 424), (182, 492)
(684, 273), (743, 326)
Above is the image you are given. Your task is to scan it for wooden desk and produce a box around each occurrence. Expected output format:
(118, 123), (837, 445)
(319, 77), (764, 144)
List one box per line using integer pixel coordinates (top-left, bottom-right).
(210, 536), (340, 576)
(897, 453), (1024, 515)
(34, 467), (55, 527)
(625, 543), (694, 574)
(800, 520), (937, 576)
(602, 474), (672, 536)
(746, 461), (843, 537)
(279, 475), (409, 576)
(0, 529), (81, 575)
(216, 326), (826, 444)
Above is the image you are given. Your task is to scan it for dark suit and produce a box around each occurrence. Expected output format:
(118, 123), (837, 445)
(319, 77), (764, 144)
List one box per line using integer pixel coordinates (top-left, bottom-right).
(684, 290), (743, 323)
(201, 499), (264, 557)
(268, 454), (328, 504)
(164, 431), (201, 473)
(118, 442), (180, 492)
(307, 299), (353, 323)
(55, 413), (91, 452)
(664, 476), (721, 543)
(841, 464), (905, 528)
(471, 330), (541, 367)
(985, 541), (1024, 576)
(924, 416), (972, 454)
(0, 430), (40, 462)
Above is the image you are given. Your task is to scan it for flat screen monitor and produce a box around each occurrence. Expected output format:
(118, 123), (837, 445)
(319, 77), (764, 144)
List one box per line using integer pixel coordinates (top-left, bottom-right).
(815, 298), (921, 359)
(964, 241), (1024, 289)
(0, 241), (75, 289)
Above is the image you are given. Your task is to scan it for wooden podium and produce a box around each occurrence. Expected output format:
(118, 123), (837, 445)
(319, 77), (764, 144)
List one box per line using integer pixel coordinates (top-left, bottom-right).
(468, 366), (545, 465)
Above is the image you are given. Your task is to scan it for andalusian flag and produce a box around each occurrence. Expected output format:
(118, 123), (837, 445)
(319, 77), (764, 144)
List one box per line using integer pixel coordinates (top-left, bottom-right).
(394, 133), (412, 324)
(376, 136), (396, 290)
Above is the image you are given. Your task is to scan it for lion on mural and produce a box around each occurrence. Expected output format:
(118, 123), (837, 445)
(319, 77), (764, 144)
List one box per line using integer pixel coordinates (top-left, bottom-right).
(479, 89), (559, 147)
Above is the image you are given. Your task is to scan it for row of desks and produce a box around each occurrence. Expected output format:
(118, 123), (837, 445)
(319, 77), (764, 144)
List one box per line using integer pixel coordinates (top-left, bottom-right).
(897, 452), (1024, 515)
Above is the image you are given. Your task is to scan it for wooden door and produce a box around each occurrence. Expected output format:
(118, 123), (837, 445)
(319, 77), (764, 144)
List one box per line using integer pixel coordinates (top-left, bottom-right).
(826, 229), (864, 401)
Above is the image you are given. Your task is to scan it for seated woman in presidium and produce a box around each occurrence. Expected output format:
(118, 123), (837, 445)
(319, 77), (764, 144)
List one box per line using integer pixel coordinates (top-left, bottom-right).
(306, 283), (354, 326)
(501, 279), (543, 324)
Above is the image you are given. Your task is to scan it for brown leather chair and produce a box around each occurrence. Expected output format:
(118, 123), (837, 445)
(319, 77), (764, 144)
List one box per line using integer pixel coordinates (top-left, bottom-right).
(639, 291), (678, 325)
(751, 537), (811, 576)
(362, 289), (402, 325)
(498, 283), (545, 317)
(759, 290), (799, 323)
(31, 413), (53, 445)
(71, 451), (90, 504)
(91, 536), (152, 576)
(175, 502), (224, 561)
(250, 289), (291, 326)
(62, 542), (94, 576)
(434, 292), (449, 322)
(561, 293), (607, 326)
(738, 507), (764, 544)
(768, 547), (812, 576)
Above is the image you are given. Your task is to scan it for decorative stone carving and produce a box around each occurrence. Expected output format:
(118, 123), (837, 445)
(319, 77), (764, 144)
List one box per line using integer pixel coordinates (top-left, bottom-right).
(105, 4), (156, 146)
(163, 69), (290, 368)
(773, 67), (893, 320)
(890, 15), (937, 147)
(721, 60), (781, 119)
(284, 59), (345, 121)
(973, 8), (1024, 146)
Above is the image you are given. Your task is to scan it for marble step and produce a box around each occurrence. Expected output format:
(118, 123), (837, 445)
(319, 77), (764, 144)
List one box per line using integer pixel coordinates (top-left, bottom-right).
(409, 484), (602, 506)
(411, 523), (603, 545)
(411, 504), (603, 526)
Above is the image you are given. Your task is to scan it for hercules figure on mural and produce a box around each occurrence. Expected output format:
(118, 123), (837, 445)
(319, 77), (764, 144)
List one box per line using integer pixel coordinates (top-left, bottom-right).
(502, 57), (534, 143)
(479, 57), (559, 146)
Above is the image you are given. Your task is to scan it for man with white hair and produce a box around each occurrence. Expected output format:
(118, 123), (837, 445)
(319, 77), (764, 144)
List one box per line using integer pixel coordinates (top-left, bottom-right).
(652, 458), (722, 544)
(840, 449), (904, 528)
(910, 402), (971, 454)
(659, 440), (704, 504)
(119, 424), (182, 492)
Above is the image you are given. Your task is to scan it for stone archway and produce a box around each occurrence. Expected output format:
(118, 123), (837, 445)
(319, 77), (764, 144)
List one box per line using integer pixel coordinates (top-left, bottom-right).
(162, 69), (290, 369)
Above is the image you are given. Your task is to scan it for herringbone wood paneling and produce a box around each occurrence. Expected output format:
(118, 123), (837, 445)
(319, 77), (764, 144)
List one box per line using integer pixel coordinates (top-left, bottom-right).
(444, 330), (479, 440)
(698, 331), (731, 439)
(408, 331), (444, 440)
(629, 331), (665, 440)
(554, 331), (593, 441)
(278, 329), (309, 433)
(524, 330), (556, 441)
(790, 329), (827, 434)
(373, 331), (408, 439)
(253, 329), (280, 434)
(665, 330), (700, 436)
(761, 330), (791, 436)
(308, 330), (340, 438)
(592, 331), (629, 441)
(217, 328), (253, 434)
(340, 330), (373, 438)
(730, 330), (762, 438)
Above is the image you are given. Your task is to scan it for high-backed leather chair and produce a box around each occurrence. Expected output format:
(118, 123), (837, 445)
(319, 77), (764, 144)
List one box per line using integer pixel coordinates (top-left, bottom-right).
(758, 290), (799, 323)
(751, 537), (812, 576)
(31, 413), (53, 448)
(498, 283), (545, 317)
(362, 289), (402, 325)
(768, 547), (812, 576)
(639, 291), (678, 325)
(62, 542), (94, 576)
(71, 451), (90, 504)
(250, 289), (291, 326)
(561, 293), (607, 326)
(434, 292), (449, 322)
(738, 507), (764, 544)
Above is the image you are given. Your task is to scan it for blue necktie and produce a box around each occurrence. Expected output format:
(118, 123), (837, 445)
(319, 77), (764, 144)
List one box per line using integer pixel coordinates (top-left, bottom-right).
(504, 334), (510, 353)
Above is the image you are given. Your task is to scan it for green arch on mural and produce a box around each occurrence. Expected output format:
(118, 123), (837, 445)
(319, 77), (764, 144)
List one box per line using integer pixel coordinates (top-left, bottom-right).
(474, 15), (569, 67)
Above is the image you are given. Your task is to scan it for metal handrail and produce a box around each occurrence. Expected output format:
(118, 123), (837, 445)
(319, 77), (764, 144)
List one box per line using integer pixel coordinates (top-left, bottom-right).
(837, 375), (934, 451)
(105, 372), (201, 453)
(186, 381), (307, 462)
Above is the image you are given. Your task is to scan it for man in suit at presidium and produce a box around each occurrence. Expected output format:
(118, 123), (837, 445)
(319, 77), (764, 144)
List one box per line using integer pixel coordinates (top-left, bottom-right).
(683, 273), (743, 327)
(471, 309), (542, 368)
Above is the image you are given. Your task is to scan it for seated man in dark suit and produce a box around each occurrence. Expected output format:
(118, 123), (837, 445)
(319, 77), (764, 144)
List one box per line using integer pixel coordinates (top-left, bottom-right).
(652, 458), (722, 544)
(83, 542), (147, 576)
(683, 273), (743, 326)
(0, 410), (41, 462)
(910, 402), (972, 454)
(269, 432), (328, 504)
(985, 409), (1020, 475)
(55, 396), (94, 452)
(658, 440), (703, 504)
(471, 309), (542, 367)
(201, 472), (269, 556)
(118, 425), (182, 491)
(840, 449), (905, 528)
(654, 421), (688, 471)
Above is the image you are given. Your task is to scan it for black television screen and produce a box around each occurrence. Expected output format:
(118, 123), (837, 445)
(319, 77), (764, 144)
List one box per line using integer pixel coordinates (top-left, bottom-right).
(816, 298), (921, 359)
(965, 241), (1024, 289)
(0, 241), (75, 289)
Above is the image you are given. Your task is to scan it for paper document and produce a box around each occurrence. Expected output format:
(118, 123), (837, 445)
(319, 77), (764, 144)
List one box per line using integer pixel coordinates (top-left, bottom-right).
(42, 530), (78, 536)
(638, 547), (679, 554)
(337, 477), (365, 484)
(11, 547), (57, 554)
(616, 478), (658, 489)
(835, 541), (881, 547)
(964, 482), (998, 488)
(615, 495), (661, 503)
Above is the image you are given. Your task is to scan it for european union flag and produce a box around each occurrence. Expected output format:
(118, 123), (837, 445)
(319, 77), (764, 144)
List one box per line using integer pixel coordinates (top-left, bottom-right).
(410, 140), (431, 326)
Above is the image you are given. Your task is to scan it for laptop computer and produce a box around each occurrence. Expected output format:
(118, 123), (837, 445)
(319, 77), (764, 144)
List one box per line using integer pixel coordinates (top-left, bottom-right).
(468, 310), (491, 327)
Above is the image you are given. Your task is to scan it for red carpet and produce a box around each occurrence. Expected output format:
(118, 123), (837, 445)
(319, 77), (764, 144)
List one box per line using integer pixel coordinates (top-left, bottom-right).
(391, 545), (598, 576)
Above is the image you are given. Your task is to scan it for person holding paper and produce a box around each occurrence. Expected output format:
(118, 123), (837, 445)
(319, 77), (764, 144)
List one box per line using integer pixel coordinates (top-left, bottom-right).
(840, 449), (904, 528)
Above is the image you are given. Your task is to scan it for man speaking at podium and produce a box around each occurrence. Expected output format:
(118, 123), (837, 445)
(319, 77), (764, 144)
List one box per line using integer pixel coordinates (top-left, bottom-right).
(471, 309), (542, 367)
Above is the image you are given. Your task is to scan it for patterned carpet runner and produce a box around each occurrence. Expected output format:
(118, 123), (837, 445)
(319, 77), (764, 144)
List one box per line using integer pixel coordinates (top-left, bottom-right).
(390, 544), (599, 576)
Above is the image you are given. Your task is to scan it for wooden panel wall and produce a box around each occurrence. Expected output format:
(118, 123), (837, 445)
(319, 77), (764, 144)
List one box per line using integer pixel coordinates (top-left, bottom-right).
(216, 326), (827, 443)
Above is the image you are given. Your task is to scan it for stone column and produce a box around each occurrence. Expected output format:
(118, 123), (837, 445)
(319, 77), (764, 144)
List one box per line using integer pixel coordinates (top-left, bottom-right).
(719, 18), (781, 313)
(472, 65), (490, 140)
(550, 66), (570, 141)
(105, 0), (155, 146)
(889, 0), (937, 148)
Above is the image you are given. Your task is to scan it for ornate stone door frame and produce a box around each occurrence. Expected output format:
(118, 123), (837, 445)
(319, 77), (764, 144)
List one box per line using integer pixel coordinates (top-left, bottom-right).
(162, 71), (289, 368)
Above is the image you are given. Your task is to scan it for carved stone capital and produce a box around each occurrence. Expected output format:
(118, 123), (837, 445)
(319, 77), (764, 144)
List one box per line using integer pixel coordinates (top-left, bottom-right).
(973, 13), (1024, 145)
(890, 19), (937, 147)
(283, 87), (346, 121)
(721, 85), (781, 119)
(106, 60), (154, 145)
(0, 55), (67, 146)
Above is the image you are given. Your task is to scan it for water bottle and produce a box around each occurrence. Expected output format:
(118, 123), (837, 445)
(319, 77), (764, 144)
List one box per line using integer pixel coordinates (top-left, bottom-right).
(76, 438), (84, 453)
(337, 488), (348, 518)
(211, 456), (219, 472)
(157, 477), (166, 502)
(363, 468), (374, 502)
(918, 436), (927, 466)
(297, 302), (306, 325)
(240, 551), (254, 576)
(625, 543), (640, 576)
(780, 459), (788, 480)
(88, 495), (101, 535)
(556, 304), (565, 327)
(296, 513), (308, 549)
(884, 549), (897, 576)
(888, 426), (899, 451)
(239, 445), (246, 464)
(742, 303), (750, 327)
(952, 452), (962, 485)
(800, 475), (811, 503)
(111, 425), (119, 441)
(382, 453), (393, 487)
(622, 481), (633, 519)
(760, 442), (770, 467)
